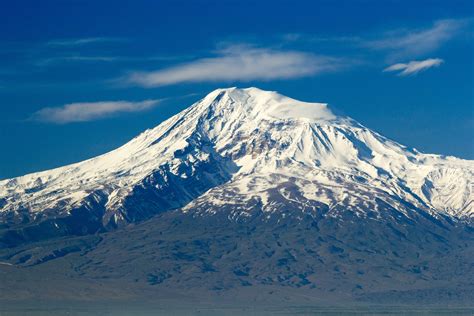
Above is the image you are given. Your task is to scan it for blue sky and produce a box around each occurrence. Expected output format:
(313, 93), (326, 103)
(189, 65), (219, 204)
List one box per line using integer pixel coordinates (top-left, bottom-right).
(0, 0), (473, 179)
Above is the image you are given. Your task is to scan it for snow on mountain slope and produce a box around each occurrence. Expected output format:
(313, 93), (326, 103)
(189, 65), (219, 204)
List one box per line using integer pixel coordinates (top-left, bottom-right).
(0, 87), (472, 242)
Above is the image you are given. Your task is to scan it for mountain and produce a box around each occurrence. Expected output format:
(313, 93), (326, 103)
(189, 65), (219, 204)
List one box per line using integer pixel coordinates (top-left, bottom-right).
(0, 87), (473, 306)
(1, 87), (472, 245)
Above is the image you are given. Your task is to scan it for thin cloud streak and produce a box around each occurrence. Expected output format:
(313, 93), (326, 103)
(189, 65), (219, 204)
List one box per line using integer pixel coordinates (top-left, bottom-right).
(383, 58), (444, 76)
(36, 54), (193, 66)
(31, 100), (160, 123)
(124, 45), (346, 87)
(280, 18), (470, 63)
(36, 56), (120, 66)
(47, 37), (125, 46)
(281, 33), (362, 44)
(365, 19), (467, 59)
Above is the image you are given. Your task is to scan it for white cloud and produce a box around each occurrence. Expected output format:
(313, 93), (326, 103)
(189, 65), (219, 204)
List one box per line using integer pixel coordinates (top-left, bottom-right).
(31, 100), (160, 123)
(36, 54), (191, 66)
(36, 56), (120, 66)
(281, 33), (362, 44)
(366, 19), (467, 59)
(47, 37), (124, 46)
(124, 45), (345, 87)
(53, 56), (119, 62)
(383, 58), (444, 76)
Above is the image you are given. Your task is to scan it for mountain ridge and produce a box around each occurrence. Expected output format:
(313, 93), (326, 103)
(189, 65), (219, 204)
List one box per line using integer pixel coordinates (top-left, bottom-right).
(0, 87), (472, 246)
(1, 87), (473, 305)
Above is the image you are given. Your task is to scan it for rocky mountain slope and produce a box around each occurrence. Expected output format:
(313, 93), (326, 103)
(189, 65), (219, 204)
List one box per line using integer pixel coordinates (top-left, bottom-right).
(0, 87), (472, 247)
(1, 87), (473, 306)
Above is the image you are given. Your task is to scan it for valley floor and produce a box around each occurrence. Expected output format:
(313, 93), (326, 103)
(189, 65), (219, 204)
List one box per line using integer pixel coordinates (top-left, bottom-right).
(1, 300), (474, 316)
(1, 211), (473, 315)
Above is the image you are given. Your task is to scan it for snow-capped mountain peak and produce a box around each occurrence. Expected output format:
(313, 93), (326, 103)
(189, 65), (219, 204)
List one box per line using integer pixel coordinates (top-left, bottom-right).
(201, 87), (339, 122)
(0, 88), (472, 244)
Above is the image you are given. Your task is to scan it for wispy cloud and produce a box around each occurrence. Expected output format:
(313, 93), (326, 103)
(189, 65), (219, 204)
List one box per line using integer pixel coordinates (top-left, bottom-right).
(279, 18), (470, 63)
(31, 100), (160, 123)
(47, 37), (125, 46)
(383, 58), (444, 76)
(123, 45), (346, 87)
(36, 55), (120, 66)
(36, 54), (193, 67)
(365, 19), (467, 59)
(281, 33), (362, 44)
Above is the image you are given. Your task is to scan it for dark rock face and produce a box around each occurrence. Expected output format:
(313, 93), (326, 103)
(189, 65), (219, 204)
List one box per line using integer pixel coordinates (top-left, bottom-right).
(0, 137), (238, 247)
(101, 139), (238, 229)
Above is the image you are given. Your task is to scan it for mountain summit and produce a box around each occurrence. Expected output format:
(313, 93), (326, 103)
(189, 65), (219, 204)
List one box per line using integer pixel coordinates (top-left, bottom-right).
(1, 88), (474, 305)
(0, 87), (472, 245)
